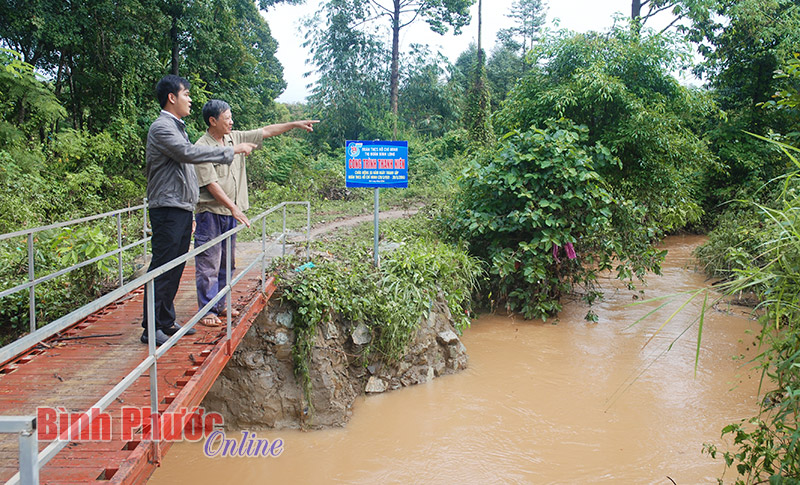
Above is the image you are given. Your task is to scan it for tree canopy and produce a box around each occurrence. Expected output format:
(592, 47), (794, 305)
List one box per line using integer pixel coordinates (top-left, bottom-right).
(0, 0), (293, 133)
(495, 26), (717, 230)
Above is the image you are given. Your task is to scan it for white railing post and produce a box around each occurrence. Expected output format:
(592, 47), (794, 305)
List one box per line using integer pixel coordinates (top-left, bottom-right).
(116, 213), (124, 287)
(27, 233), (35, 333)
(226, 235), (232, 341)
(0, 416), (39, 485)
(145, 279), (160, 461)
(261, 216), (266, 289)
(282, 204), (287, 257)
(142, 199), (148, 259)
(19, 422), (39, 485)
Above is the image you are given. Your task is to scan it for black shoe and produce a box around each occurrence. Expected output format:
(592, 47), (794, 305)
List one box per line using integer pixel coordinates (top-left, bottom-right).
(163, 323), (196, 336)
(141, 329), (170, 345)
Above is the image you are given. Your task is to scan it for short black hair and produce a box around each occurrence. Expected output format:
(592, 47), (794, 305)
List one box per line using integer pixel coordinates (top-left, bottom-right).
(156, 74), (190, 108)
(202, 99), (232, 126)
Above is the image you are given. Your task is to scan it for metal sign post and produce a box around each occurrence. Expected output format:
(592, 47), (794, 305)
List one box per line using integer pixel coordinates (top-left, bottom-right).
(374, 188), (380, 267)
(345, 140), (409, 267)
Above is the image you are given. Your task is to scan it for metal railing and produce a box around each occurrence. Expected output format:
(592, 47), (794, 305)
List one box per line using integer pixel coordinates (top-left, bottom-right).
(0, 203), (150, 334)
(0, 417), (36, 485)
(0, 201), (310, 485)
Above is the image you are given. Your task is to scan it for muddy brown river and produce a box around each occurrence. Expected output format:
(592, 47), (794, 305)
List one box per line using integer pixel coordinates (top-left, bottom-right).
(150, 235), (761, 484)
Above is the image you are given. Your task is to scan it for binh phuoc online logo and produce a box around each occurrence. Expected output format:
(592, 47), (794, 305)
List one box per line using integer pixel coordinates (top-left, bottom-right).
(36, 406), (283, 458)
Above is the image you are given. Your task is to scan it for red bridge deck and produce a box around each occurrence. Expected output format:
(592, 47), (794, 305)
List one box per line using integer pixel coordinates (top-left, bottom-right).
(0, 265), (274, 484)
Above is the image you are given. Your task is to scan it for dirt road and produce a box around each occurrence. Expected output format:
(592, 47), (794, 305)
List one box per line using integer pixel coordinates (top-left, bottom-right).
(235, 207), (420, 263)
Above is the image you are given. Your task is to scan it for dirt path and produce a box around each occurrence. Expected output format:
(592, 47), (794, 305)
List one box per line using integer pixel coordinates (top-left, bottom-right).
(307, 208), (420, 238)
(235, 207), (420, 263)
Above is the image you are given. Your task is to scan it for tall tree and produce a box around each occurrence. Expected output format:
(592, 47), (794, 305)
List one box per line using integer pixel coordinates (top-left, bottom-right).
(464, 0), (492, 145)
(455, 42), (525, 110)
(486, 44), (524, 108)
(398, 45), (461, 136)
(0, 0), (298, 131)
(496, 0), (546, 56)
(685, 0), (800, 207)
(164, 0), (301, 78)
(0, 0), (168, 129)
(0, 48), (65, 148)
(304, 0), (390, 145)
(183, 0), (287, 128)
(361, 0), (474, 135)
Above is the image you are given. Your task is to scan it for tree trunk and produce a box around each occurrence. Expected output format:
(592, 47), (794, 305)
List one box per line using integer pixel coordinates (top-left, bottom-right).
(631, 0), (641, 20)
(67, 58), (82, 130)
(466, 0), (492, 146)
(15, 96), (26, 126)
(55, 51), (65, 96)
(477, 0), (483, 68)
(170, 15), (180, 75)
(390, 0), (400, 138)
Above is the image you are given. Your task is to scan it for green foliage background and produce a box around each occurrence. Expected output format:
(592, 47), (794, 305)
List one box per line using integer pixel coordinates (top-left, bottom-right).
(2, 0), (800, 480)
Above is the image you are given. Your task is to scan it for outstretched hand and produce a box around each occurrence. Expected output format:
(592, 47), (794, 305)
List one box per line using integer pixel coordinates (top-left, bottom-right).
(233, 142), (257, 155)
(296, 120), (320, 132)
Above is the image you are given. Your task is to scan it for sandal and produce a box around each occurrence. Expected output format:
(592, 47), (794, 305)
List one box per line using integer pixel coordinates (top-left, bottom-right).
(200, 314), (222, 327)
(214, 308), (240, 318)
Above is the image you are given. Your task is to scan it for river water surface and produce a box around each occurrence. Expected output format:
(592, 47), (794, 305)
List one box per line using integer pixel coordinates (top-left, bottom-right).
(150, 235), (761, 484)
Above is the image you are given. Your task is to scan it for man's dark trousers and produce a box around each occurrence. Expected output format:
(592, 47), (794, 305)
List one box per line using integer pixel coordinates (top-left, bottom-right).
(142, 207), (193, 331)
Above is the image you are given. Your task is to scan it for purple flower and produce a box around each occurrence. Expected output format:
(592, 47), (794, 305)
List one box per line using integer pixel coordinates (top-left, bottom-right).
(565, 242), (576, 260)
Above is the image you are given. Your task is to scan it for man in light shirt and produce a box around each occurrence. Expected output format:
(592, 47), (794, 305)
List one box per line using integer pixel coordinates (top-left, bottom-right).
(193, 99), (318, 326)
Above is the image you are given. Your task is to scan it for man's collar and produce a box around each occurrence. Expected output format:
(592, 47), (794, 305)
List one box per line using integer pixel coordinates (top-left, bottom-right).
(205, 129), (230, 144)
(160, 110), (185, 125)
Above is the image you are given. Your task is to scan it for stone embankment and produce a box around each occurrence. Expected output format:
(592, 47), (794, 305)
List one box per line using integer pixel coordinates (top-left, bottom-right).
(203, 296), (468, 429)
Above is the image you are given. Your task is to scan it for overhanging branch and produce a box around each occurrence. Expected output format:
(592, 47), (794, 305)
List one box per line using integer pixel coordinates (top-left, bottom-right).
(658, 15), (683, 34)
(643, 1), (675, 22)
(399, 8), (425, 29)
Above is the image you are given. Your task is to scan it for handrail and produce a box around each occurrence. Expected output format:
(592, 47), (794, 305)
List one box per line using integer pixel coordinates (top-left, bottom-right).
(0, 202), (150, 333)
(0, 204), (147, 241)
(0, 238), (145, 300)
(1, 201), (311, 485)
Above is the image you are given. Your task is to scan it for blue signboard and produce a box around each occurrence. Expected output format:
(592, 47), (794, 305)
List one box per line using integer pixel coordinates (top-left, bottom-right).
(345, 140), (408, 188)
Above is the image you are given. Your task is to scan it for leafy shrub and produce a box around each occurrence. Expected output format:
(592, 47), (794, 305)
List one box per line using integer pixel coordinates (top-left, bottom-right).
(50, 225), (118, 294)
(433, 128), (470, 160)
(249, 181), (305, 209)
(694, 207), (772, 278)
(309, 168), (353, 201)
(0, 144), (46, 178)
(0, 215), (142, 343)
(0, 49), (65, 144)
(495, 27), (718, 232)
(450, 120), (664, 320)
(248, 136), (311, 186)
(408, 153), (452, 188)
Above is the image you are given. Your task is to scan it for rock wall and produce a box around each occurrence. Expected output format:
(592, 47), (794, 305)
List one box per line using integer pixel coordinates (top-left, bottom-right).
(203, 297), (468, 429)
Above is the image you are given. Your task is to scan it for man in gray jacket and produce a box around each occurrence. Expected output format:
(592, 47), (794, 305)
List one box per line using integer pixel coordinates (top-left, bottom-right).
(142, 74), (255, 345)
